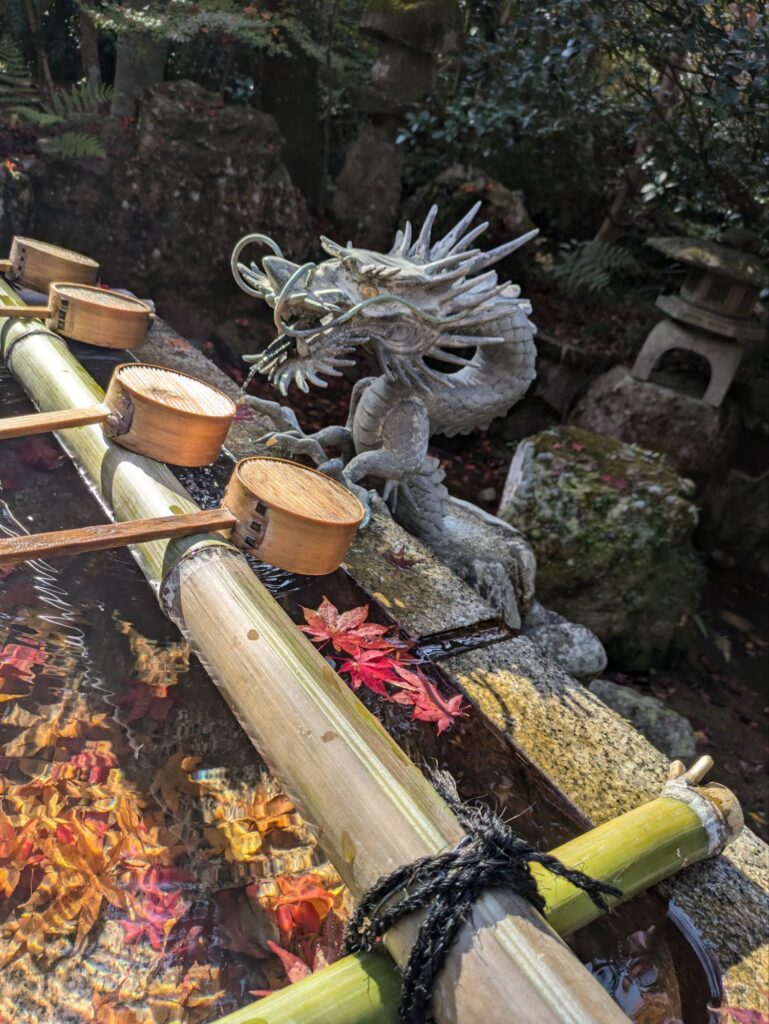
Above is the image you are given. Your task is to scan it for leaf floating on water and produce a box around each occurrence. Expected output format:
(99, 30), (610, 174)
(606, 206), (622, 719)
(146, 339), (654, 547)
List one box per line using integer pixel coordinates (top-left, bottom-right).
(301, 597), (469, 735)
(17, 437), (67, 472)
(389, 664), (469, 735)
(300, 597), (391, 656)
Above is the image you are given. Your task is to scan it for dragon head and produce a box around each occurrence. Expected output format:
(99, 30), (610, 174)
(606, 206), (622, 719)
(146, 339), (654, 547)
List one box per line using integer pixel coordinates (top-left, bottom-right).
(232, 204), (537, 394)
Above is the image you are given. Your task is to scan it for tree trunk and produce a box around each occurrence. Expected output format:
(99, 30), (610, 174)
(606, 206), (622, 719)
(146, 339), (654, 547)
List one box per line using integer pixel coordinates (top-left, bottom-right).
(78, 7), (102, 85)
(594, 62), (679, 243)
(261, 0), (323, 209)
(21, 0), (55, 102)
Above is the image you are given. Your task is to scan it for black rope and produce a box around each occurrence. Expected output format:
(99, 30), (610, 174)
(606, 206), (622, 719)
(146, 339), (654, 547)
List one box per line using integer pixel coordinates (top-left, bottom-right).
(344, 769), (622, 1024)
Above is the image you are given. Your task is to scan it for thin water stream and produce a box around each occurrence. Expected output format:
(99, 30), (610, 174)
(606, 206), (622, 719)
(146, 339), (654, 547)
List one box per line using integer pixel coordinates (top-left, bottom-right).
(0, 349), (723, 1023)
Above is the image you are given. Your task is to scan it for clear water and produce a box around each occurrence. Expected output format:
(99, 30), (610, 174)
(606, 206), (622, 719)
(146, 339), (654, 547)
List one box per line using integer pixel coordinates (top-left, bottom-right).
(0, 350), (722, 1023)
(0, 364), (339, 1022)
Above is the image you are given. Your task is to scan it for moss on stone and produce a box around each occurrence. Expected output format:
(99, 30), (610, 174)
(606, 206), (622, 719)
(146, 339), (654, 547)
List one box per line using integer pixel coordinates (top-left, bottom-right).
(502, 426), (705, 669)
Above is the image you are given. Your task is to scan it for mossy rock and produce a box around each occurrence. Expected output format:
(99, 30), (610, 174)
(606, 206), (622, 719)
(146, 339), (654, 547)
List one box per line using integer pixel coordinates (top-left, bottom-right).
(499, 426), (705, 669)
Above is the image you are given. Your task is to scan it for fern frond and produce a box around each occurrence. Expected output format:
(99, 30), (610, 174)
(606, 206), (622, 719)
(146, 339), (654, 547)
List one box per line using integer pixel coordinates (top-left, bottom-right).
(0, 34), (36, 109)
(41, 130), (107, 159)
(45, 82), (114, 119)
(11, 105), (63, 126)
(551, 240), (640, 296)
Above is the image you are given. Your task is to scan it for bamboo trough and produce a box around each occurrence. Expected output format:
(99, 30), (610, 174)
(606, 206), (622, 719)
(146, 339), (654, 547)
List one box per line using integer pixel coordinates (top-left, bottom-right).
(222, 756), (742, 1024)
(0, 279), (632, 1022)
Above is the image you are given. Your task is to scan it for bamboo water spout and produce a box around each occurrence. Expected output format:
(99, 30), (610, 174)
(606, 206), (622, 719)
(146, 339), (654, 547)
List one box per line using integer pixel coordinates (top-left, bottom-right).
(0, 278), (629, 1024)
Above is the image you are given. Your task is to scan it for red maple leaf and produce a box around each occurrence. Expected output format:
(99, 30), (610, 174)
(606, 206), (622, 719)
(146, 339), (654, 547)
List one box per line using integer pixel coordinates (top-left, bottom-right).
(18, 437), (66, 472)
(338, 648), (401, 696)
(113, 678), (181, 722)
(389, 665), (468, 735)
(300, 597), (391, 656)
(51, 745), (118, 785)
(119, 888), (185, 952)
(271, 874), (338, 941)
(0, 643), (47, 682)
(251, 940), (312, 994)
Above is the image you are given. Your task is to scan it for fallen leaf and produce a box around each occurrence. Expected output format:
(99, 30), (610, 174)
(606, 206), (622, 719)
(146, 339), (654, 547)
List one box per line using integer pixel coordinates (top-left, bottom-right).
(389, 665), (469, 735)
(300, 597), (391, 656)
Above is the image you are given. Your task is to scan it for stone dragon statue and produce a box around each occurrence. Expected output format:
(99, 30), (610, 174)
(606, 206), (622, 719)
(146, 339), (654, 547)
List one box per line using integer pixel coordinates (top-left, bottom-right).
(232, 203), (538, 544)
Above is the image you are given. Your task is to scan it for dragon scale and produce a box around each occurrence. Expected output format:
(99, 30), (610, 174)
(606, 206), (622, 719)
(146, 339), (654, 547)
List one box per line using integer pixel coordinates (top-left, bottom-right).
(232, 203), (538, 541)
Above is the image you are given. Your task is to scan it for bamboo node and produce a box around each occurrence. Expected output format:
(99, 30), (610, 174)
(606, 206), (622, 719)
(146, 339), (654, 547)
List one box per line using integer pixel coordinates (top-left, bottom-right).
(662, 757), (742, 854)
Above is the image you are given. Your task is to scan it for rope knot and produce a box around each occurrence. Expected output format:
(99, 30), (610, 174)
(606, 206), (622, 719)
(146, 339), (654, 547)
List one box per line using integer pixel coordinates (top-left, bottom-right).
(344, 769), (621, 1024)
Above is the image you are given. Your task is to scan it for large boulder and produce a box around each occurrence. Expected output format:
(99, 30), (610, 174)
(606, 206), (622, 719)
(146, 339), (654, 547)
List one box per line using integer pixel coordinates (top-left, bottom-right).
(499, 426), (706, 669)
(569, 365), (739, 485)
(1, 81), (315, 339)
(589, 679), (697, 762)
(402, 165), (535, 261)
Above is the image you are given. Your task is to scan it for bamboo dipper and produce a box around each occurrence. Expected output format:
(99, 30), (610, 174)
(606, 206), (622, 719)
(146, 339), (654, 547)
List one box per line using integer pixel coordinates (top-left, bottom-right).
(0, 456), (365, 576)
(0, 283), (153, 349)
(0, 236), (99, 292)
(0, 363), (235, 466)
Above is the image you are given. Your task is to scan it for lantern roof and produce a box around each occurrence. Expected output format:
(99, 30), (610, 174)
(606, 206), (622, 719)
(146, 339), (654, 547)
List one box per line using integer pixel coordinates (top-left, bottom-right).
(647, 236), (769, 290)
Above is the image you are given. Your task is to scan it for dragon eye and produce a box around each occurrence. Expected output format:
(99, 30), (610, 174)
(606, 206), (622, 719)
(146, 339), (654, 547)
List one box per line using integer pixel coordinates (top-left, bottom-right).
(360, 284), (379, 299)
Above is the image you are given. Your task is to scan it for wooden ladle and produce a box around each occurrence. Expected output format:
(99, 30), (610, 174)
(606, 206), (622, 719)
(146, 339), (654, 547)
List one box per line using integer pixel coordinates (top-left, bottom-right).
(0, 236), (99, 292)
(0, 456), (365, 576)
(0, 283), (153, 349)
(0, 363), (236, 466)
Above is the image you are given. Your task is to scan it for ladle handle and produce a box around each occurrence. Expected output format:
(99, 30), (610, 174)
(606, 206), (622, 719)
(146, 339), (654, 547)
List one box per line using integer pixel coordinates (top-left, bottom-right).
(0, 508), (237, 565)
(0, 305), (52, 318)
(0, 404), (110, 440)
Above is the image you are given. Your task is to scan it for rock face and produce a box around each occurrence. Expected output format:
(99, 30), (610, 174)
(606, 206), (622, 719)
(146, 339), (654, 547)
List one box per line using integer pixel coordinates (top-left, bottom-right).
(426, 497), (537, 630)
(588, 679), (697, 761)
(522, 602), (607, 682)
(0, 81), (315, 339)
(499, 425), (706, 669)
(569, 365), (739, 484)
(403, 165), (535, 259)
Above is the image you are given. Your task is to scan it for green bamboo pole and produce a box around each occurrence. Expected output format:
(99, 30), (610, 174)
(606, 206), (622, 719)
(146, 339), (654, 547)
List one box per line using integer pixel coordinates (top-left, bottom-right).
(218, 950), (400, 1024)
(0, 280), (628, 1024)
(219, 757), (741, 1024)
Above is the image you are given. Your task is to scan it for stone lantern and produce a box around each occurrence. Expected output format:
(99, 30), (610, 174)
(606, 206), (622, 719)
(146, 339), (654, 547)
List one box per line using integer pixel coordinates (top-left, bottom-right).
(632, 236), (768, 406)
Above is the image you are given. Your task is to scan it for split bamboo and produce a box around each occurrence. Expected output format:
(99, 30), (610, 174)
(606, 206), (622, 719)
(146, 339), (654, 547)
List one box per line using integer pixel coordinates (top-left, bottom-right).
(217, 756), (741, 1024)
(0, 280), (629, 1024)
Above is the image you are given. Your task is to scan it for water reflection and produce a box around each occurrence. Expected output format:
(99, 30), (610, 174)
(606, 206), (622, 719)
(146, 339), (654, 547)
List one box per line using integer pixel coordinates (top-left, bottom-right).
(0, 369), (345, 1022)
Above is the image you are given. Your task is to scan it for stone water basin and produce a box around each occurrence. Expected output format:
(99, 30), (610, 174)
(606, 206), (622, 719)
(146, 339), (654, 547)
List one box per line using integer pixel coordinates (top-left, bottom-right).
(0, 350), (736, 1023)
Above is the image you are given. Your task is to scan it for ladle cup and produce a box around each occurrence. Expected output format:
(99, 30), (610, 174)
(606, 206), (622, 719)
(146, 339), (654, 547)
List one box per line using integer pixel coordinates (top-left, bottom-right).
(0, 456), (365, 576)
(0, 283), (153, 349)
(0, 362), (236, 467)
(0, 236), (99, 292)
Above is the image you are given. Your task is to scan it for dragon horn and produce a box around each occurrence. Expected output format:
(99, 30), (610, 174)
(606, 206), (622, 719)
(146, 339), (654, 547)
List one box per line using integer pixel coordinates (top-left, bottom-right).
(411, 204), (439, 259)
(389, 220), (413, 257)
(424, 249), (482, 272)
(449, 220), (489, 255)
(466, 228), (539, 272)
(430, 201), (483, 258)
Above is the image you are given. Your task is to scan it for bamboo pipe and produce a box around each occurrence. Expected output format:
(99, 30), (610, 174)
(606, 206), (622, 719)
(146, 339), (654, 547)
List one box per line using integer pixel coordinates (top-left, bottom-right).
(0, 280), (628, 1024)
(216, 757), (742, 1024)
